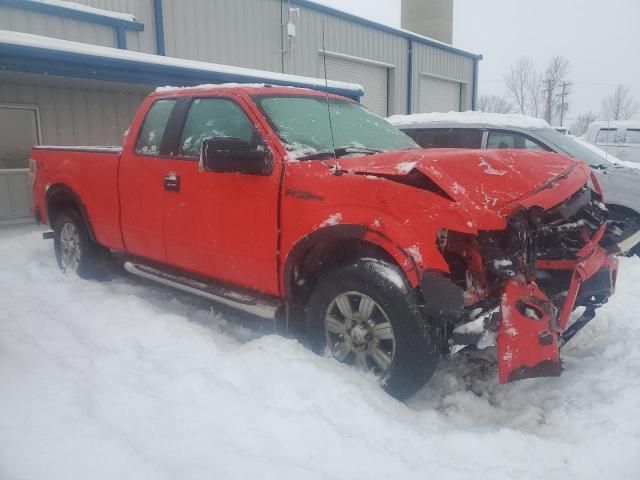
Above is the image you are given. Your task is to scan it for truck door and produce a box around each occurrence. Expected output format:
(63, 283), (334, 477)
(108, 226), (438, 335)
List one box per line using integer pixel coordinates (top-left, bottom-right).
(119, 98), (178, 262)
(161, 95), (282, 295)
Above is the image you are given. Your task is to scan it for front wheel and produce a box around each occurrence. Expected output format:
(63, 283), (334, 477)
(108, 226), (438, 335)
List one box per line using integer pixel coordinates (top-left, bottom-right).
(53, 209), (107, 278)
(306, 258), (440, 400)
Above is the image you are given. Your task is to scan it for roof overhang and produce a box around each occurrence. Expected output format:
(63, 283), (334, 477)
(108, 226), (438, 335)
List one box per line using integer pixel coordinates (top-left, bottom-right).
(0, 30), (365, 100)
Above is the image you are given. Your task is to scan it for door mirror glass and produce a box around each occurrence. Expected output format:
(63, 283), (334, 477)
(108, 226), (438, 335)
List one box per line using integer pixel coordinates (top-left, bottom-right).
(200, 137), (272, 175)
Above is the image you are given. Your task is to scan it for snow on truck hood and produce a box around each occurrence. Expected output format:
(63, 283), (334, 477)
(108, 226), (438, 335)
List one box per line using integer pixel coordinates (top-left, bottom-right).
(341, 149), (590, 215)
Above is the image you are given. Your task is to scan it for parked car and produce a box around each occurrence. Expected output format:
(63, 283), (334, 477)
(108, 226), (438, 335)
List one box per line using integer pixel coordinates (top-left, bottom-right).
(584, 120), (640, 164)
(31, 86), (619, 398)
(388, 111), (640, 253)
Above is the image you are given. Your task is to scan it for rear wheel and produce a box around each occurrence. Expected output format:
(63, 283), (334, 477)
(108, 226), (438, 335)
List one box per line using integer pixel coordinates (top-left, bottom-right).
(306, 258), (440, 400)
(53, 209), (107, 278)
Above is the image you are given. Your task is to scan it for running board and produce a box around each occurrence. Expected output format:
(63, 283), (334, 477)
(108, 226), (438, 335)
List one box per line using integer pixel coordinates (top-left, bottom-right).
(123, 261), (279, 319)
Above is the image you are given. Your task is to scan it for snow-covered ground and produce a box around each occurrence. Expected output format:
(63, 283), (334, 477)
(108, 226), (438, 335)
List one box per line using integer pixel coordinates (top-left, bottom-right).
(1, 226), (639, 479)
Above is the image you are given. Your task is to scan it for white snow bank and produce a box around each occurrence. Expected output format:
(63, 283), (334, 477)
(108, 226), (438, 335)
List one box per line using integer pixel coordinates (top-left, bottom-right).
(28, 0), (136, 22)
(388, 111), (551, 129)
(0, 30), (363, 95)
(1, 227), (639, 479)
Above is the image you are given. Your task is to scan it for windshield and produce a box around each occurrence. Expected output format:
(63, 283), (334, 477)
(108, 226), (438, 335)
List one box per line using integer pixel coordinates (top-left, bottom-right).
(256, 95), (418, 159)
(536, 128), (611, 167)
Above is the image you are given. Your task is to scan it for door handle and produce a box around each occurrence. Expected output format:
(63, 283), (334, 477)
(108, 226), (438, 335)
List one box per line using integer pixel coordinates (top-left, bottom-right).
(164, 172), (180, 192)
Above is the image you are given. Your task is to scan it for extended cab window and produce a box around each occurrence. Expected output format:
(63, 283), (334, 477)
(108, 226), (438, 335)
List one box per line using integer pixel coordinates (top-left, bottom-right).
(178, 98), (258, 158)
(135, 99), (176, 155)
(487, 131), (550, 151)
(406, 128), (482, 149)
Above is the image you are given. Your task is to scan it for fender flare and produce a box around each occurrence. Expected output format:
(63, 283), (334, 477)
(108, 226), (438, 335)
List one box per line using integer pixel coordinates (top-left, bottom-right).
(281, 224), (419, 299)
(45, 183), (97, 243)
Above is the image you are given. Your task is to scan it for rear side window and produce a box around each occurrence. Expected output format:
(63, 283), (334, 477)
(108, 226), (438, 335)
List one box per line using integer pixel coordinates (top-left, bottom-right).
(595, 128), (617, 145)
(405, 128), (482, 149)
(450, 129), (483, 148)
(178, 98), (258, 158)
(487, 131), (549, 151)
(135, 99), (176, 155)
(625, 129), (640, 144)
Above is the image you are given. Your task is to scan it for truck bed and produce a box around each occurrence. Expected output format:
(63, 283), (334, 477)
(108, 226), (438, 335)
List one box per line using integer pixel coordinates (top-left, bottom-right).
(31, 145), (124, 251)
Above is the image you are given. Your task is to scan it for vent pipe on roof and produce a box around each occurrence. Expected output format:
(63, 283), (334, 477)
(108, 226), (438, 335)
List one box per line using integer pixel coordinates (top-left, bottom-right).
(401, 0), (453, 45)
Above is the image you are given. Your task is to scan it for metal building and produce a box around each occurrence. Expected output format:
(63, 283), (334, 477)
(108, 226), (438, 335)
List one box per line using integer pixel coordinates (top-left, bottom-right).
(0, 0), (481, 224)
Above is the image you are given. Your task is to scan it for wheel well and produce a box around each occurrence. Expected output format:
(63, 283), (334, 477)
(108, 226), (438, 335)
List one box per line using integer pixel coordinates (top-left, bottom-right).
(46, 186), (95, 242)
(288, 237), (401, 304)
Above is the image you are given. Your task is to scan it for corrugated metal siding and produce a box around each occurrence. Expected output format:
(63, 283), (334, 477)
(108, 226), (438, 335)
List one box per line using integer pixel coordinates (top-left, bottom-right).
(284, 4), (408, 115)
(162, 0), (283, 72)
(0, 0), (157, 53)
(161, 0), (409, 115)
(412, 43), (474, 112)
(0, 0), (476, 116)
(0, 74), (149, 146)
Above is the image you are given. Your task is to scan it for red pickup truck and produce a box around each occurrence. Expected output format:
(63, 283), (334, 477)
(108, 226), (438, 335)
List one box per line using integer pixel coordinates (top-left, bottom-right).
(31, 85), (619, 399)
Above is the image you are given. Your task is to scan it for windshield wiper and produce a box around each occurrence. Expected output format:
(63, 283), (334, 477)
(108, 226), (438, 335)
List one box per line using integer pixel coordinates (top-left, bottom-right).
(297, 146), (382, 161)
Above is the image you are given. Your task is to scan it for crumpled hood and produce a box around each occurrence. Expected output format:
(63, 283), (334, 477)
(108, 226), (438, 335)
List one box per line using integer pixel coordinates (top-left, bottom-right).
(340, 148), (591, 215)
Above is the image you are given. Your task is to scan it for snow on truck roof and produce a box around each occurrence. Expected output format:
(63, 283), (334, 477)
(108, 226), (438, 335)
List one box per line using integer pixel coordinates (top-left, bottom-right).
(0, 30), (364, 99)
(154, 83), (325, 95)
(387, 111), (552, 130)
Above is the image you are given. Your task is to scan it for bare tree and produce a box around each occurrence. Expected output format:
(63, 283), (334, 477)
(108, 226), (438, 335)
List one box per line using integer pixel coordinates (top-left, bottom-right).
(504, 57), (534, 115)
(526, 68), (544, 118)
(601, 84), (639, 121)
(503, 57), (548, 118)
(543, 55), (571, 124)
(571, 111), (597, 137)
(478, 95), (513, 113)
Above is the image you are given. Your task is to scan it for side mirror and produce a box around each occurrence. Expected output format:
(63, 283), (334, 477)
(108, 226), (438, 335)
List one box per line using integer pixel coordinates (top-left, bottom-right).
(200, 137), (273, 175)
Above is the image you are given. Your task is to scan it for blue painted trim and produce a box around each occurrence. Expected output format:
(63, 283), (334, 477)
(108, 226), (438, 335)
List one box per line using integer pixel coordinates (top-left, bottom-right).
(0, 42), (363, 100)
(115, 26), (126, 49)
(0, 0), (144, 31)
(290, 0), (481, 60)
(153, 0), (165, 55)
(472, 57), (480, 110)
(406, 38), (413, 114)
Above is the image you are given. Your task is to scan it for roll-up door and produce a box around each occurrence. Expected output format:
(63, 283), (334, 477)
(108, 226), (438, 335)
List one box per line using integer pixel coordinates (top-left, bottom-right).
(419, 75), (461, 113)
(320, 55), (388, 116)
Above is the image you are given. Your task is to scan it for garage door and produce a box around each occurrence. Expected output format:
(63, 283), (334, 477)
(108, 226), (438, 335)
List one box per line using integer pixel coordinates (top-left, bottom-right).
(419, 75), (461, 113)
(320, 55), (388, 116)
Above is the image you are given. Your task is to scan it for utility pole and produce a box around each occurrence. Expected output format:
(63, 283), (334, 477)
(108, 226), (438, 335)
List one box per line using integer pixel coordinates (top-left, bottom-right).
(558, 81), (569, 127)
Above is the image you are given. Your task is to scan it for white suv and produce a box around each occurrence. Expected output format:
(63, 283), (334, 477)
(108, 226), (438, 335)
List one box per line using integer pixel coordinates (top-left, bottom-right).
(585, 121), (640, 164)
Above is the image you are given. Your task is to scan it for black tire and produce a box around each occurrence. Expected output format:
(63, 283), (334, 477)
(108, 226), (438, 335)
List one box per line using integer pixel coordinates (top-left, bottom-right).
(53, 209), (108, 279)
(305, 258), (440, 400)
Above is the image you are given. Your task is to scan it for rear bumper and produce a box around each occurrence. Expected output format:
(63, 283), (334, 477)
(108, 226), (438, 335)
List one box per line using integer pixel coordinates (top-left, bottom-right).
(497, 223), (618, 383)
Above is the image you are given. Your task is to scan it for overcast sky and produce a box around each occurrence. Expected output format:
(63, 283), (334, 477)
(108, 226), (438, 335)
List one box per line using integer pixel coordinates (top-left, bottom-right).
(315, 0), (640, 124)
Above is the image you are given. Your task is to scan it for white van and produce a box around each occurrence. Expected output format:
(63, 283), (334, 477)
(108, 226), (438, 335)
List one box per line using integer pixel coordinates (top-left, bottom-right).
(585, 121), (640, 164)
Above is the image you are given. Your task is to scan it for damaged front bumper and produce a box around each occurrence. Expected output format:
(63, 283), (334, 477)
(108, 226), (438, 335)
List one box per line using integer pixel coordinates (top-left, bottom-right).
(497, 223), (618, 383)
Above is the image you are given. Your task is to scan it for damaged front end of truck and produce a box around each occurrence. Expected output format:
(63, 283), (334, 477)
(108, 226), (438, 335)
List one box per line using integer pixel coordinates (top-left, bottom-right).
(413, 157), (620, 383)
(342, 147), (622, 384)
